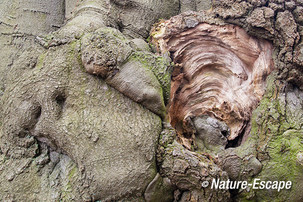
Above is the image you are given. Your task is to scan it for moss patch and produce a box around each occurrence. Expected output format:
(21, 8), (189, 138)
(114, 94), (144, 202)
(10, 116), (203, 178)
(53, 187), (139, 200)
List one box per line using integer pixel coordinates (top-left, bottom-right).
(128, 52), (171, 104)
(238, 72), (303, 201)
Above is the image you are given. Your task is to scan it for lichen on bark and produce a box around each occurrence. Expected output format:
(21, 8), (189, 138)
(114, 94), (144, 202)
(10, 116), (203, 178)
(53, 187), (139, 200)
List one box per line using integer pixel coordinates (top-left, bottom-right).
(0, 0), (303, 201)
(152, 0), (303, 201)
(241, 72), (303, 201)
(0, 0), (173, 200)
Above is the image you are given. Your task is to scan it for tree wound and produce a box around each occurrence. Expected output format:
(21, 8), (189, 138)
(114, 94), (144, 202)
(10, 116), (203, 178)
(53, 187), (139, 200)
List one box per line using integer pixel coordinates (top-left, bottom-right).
(152, 21), (274, 149)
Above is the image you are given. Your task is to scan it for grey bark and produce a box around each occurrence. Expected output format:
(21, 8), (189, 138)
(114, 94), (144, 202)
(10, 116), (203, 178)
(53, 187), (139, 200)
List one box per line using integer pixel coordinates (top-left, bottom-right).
(0, 0), (302, 201)
(0, 0), (172, 201)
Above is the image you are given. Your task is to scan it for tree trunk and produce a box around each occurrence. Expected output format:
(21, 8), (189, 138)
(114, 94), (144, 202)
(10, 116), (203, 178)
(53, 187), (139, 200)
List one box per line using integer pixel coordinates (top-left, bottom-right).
(0, 0), (302, 201)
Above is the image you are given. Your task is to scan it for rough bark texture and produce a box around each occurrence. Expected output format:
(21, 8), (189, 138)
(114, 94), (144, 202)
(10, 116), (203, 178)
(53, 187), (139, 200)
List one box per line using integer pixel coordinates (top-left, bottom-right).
(80, 27), (171, 118)
(1, 41), (163, 201)
(211, 1), (303, 200)
(0, 0), (302, 201)
(0, 0), (170, 201)
(156, 124), (230, 201)
(152, 0), (303, 201)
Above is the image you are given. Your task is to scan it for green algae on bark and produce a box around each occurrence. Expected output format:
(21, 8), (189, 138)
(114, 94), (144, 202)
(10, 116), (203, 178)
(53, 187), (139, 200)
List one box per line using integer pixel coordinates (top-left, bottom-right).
(237, 72), (303, 201)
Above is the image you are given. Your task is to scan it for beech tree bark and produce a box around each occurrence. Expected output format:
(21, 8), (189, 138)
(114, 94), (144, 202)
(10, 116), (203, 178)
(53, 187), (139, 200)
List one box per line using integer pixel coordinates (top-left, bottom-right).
(0, 0), (302, 201)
